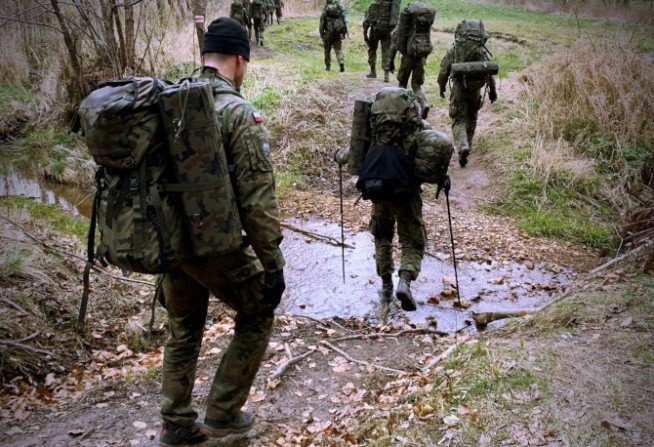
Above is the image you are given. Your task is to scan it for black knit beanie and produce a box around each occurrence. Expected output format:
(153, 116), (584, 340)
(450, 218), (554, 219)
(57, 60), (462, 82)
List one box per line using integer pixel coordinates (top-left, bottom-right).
(202, 17), (250, 61)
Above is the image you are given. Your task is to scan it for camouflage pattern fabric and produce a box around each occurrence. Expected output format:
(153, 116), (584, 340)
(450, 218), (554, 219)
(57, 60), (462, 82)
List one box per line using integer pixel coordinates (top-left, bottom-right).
(274, 0), (283, 22)
(250, 0), (266, 44)
(397, 55), (428, 112)
(369, 194), (426, 280)
(438, 45), (496, 154)
(160, 247), (273, 425)
(160, 67), (284, 426)
(322, 34), (344, 69)
(230, 0), (250, 29)
(364, 3), (393, 73)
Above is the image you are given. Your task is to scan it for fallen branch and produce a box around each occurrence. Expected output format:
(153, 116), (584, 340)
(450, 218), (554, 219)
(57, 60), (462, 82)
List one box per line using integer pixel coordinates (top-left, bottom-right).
(421, 337), (473, 373)
(281, 222), (354, 249)
(590, 239), (654, 275)
(320, 340), (408, 375)
(0, 213), (155, 288)
(330, 328), (447, 343)
(268, 349), (315, 383)
(472, 311), (529, 329)
(0, 296), (31, 315)
(0, 337), (55, 356)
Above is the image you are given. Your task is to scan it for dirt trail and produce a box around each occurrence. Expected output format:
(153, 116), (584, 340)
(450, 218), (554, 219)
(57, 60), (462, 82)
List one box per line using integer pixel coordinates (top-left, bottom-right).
(0, 22), (604, 447)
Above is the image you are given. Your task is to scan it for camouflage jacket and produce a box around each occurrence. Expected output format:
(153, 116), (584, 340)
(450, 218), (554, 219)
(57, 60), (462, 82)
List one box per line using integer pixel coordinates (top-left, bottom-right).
(362, 2), (378, 35)
(199, 67), (285, 273)
(319, 3), (347, 37)
(437, 45), (497, 92)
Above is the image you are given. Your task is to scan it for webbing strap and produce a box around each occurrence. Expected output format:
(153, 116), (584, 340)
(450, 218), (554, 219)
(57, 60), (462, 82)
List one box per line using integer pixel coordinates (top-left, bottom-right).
(77, 173), (102, 329)
(132, 161), (147, 261)
(149, 184), (173, 256)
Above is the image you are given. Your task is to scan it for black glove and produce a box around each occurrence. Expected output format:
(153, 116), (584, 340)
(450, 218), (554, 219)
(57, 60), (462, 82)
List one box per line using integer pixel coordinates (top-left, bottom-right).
(436, 175), (451, 199)
(262, 269), (285, 312)
(439, 86), (446, 99)
(489, 87), (497, 104)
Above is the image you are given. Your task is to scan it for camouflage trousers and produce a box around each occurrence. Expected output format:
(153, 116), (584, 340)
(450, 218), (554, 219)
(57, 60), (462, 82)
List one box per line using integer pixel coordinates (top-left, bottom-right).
(397, 54), (428, 111)
(369, 193), (426, 280)
(253, 17), (265, 44)
(323, 34), (344, 68)
(449, 81), (483, 154)
(159, 247), (273, 426)
(367, 30), (392, 72)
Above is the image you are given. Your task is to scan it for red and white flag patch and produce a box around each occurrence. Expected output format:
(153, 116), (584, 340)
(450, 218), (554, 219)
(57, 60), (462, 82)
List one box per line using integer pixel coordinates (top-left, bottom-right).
(194, 15), (205, 24)
(252, 111), (263, 123)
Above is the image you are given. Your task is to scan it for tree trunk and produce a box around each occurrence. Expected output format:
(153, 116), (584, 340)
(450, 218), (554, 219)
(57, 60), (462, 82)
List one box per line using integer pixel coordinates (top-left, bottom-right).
(49, 0), (85, 98)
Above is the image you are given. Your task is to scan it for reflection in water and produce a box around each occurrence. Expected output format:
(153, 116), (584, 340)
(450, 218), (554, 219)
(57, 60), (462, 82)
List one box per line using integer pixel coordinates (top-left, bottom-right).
(0, 149), (93, 218)
(281, 218), (572, 333)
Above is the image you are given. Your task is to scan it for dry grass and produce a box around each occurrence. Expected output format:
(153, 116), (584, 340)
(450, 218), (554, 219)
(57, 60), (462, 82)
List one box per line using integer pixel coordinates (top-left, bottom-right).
(270, 78), (353, 186)
(519, 39), (654, 210)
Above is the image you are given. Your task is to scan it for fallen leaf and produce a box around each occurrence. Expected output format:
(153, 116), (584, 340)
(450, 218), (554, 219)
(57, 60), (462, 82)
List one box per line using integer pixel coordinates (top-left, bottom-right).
(133, 421), (147, 429)
(427, 296), (440, 304)
(453, 300), (471, 309)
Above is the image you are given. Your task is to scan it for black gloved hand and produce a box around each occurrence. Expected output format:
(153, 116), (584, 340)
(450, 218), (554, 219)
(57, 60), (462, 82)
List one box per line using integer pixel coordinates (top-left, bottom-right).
(436, 175), (451, 199)
(439, 86), (446, 99)
(489, 87), (497, 104)
(262, 269), (285, 312)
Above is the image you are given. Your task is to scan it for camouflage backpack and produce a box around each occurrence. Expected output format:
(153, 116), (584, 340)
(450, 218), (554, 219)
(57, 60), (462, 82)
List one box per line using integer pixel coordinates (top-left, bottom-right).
(454, 20), (489, 63)
(397, 2), (435, 58)
(414, 130), (453, 184)
(76, 77), (243, 325)
(365, 2), (380, 28)
(325, 2), (347, 34)
(376, 0), (401, 35)
(230, 0), (248, 25)
(250, 0), (264, 20)
(355, 87), (423, 203)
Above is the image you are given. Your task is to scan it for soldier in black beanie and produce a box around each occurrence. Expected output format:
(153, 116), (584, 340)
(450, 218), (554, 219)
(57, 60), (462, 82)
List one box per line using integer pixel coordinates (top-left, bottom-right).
(158, 16), (286, 447)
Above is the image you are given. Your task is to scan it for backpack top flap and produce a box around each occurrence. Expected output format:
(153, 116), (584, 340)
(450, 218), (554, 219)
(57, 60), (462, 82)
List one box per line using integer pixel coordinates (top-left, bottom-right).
(356, 145), (415, 203)
(79, 77), (164, 170)
(370, 87), (422, 148)
(414, 129), (453, 184)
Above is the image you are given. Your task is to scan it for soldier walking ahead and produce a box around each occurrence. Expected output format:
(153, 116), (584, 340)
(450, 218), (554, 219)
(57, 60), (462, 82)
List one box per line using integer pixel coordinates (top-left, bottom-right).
(395, 1), (435, 119)
(158, 18), (286, 447)
(320, 0), (348, 72)
(363, 0), (400, 82)
(438, 20), (498, 167)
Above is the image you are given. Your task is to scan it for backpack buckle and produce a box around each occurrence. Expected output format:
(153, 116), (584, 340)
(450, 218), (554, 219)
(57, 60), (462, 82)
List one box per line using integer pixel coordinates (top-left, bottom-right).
(129, 177), (139, 192)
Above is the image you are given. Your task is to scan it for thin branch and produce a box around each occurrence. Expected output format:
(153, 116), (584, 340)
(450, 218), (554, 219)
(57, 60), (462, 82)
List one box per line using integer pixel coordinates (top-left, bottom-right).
(590, 239), (654, 274)
(268, 349), (315, 384)
(0, 338), (55, 356)
(0, 213), (156, 288)
(281, 222), (354, 249)
(329, 328), (447, 343)
(0, 296), (31, 315)
(421, 339), (469, 373)
(320, 341), (408, 375)
(0, 15), (63, 32)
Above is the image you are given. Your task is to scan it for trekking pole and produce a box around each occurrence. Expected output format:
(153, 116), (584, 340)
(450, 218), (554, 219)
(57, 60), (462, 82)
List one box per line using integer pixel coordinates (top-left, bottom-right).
(437, 176), (461, 306)
(339, 163), (346, 283)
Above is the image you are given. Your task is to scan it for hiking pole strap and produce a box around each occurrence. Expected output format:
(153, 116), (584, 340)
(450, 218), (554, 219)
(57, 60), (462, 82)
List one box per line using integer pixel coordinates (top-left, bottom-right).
(339, 163), (346, 283)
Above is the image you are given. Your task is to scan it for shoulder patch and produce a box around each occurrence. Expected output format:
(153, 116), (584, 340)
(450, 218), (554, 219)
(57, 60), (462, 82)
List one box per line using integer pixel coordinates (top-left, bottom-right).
(252, 111), (263, 123)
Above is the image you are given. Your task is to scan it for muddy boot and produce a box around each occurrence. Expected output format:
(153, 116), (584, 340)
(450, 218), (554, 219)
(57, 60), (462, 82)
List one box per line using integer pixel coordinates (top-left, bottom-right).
(396, 271), (417, 312)
(340, 63), (345, 72)
(384, 70), (390, 83)
(366, 68), (377, 78)
(201, 411), (255, 438)
(159, 421), (207, 447)
(421, 103), (430, 120)
(379, 274), (393, 303)
(459, 148), (470, 168)
(325, 64), (330, 71)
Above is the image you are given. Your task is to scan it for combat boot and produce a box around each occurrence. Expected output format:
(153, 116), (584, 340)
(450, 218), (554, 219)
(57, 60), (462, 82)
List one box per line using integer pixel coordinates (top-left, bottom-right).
(459, 148), (470, 167)
(325, 65), (330, 71)
(366, 66), (377, 78)
(395, 271), (417, 312)
(421, 103), (430, 120)
(201, 411), (255, 438)
(340, 63), (345, 72)
(379, 274), (393, 303)
(159, 421), (207, 447)
(383, 70), (390, 83)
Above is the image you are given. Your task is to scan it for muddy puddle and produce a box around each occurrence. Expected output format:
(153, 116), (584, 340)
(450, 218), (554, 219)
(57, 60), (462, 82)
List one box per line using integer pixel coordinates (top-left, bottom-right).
(281, 218), (572, 332)
(0, 147), (92, 217)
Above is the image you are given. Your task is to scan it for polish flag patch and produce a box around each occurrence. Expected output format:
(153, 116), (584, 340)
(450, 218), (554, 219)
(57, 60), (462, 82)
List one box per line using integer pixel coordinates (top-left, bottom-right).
(252, 112), (263, 123)
(194, 15), (205, 24)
